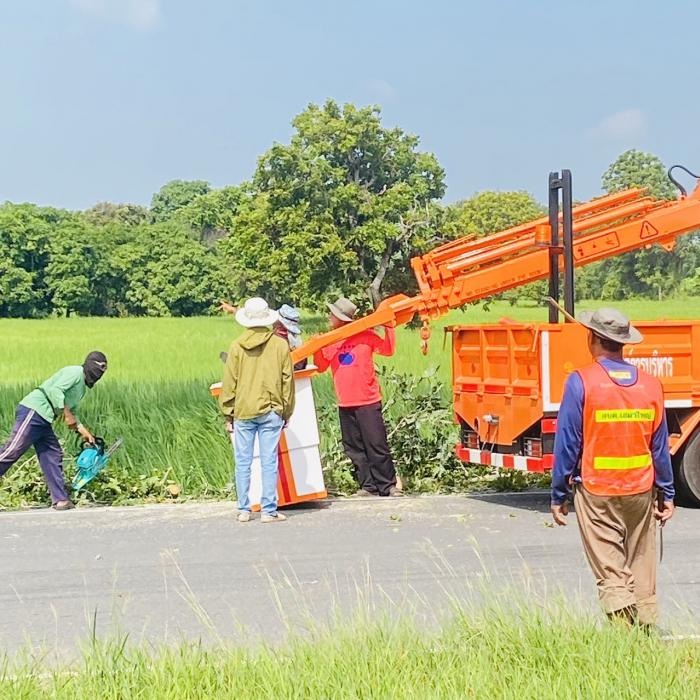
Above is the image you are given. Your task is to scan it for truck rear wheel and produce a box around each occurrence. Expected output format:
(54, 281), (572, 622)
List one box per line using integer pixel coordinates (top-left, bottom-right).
(673, 427), (700, 507)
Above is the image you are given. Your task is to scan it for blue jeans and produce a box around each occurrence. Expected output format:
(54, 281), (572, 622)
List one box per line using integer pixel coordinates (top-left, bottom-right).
(234, 411), (284, 514)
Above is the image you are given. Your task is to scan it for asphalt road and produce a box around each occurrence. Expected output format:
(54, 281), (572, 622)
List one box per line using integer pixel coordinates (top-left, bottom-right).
(1, 493), (699, 656)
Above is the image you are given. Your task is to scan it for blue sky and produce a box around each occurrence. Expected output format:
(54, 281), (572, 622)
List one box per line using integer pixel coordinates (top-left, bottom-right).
(2, 0), (699, 210)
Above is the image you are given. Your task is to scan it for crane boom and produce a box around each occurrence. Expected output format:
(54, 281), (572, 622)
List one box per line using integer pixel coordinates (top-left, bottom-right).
(292, 178), (700, 365)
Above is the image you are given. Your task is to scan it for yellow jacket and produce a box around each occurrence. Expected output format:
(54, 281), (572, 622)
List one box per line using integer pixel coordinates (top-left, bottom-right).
(219, 328), (295, 421)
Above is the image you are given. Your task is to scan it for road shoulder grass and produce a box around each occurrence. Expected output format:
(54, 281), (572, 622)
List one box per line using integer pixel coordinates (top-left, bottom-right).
(2, 603), (698, 699)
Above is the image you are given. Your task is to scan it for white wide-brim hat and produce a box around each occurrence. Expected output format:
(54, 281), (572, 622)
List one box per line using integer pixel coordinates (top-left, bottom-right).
(235, 297), (279, 328)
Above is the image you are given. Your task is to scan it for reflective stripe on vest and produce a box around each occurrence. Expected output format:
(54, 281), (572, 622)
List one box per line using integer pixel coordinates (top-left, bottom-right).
(594, 409), (655, 423)
(578, 361), (662, 497)
(593, 454), (652, 470)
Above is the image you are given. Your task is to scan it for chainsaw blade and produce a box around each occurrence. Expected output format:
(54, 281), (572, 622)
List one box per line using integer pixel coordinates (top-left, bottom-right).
(105, 437), (124, 458)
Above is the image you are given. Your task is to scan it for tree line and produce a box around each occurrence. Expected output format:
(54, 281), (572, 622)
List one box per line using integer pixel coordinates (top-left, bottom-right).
(1, 100), (699, 318)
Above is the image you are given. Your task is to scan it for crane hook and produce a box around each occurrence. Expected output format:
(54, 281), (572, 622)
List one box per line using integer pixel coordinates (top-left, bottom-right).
(419, 320), (431, 355)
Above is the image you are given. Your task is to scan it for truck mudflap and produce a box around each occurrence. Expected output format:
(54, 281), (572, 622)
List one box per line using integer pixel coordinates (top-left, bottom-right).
(455, 445), (553, 473)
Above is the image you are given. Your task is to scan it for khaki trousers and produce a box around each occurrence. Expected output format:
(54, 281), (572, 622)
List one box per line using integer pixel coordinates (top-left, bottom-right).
(573, 485), (657, 624)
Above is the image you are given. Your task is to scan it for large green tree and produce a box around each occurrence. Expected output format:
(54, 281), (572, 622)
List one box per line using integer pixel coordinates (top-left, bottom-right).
(577, 149), (698, 301)
(178, 185), (247, 245)
(44, 218), (101, 316)
(443, 191), (546, 305)
(0, 198), (231, 318)
(84, 202), (149, 227)
(109, 221), (229, 316)
(601, 149), (675, 200)
(221, 100), (445, 308)
(0, 203), (69, 317)
(150, 180), (211, 223)
(444, 191), (544, 239)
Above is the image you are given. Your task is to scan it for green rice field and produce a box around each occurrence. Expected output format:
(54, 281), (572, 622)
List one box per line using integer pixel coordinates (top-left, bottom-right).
(1, 298), (699, 506)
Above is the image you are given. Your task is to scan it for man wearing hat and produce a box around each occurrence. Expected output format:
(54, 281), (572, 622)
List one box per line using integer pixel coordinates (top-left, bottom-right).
(219, 297), (295, 523)
(313, 296), (401, 497)
(551, 307), (674, 626)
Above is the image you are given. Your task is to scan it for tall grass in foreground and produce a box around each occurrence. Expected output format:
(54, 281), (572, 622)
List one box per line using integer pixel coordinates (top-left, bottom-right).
(1, 603), (698, 699)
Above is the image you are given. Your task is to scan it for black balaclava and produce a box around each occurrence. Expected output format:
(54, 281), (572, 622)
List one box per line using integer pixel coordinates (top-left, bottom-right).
(83, 351), (108, 388)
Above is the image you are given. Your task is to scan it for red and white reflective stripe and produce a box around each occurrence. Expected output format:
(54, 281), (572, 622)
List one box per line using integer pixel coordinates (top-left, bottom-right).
(456, 446), (552, 473)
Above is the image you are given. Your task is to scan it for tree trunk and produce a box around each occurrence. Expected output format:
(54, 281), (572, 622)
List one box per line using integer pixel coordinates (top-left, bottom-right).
(368, 241), (393, 308)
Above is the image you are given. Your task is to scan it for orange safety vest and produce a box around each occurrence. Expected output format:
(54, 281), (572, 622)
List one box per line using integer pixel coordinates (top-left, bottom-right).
(578, 361), (663, 497)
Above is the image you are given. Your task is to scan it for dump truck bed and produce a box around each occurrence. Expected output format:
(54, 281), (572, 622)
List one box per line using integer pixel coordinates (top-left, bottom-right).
(451, 318), (700, 472)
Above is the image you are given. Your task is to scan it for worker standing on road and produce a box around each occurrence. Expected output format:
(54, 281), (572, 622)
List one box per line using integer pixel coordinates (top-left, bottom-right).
(0, 352), (108, 511)
(551, 308), (674, 627)
(313, 296), (402, 498)
(219, 298), (295, 523)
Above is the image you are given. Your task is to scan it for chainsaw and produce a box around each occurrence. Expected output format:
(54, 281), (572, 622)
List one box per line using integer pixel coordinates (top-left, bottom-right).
(72, 437), (124, 492)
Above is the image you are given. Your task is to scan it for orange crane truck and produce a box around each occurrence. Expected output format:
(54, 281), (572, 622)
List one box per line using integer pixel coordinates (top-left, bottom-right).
(294, 166), (700, 504)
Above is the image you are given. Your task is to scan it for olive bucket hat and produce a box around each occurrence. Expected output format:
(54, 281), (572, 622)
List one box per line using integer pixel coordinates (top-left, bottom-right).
(577, 307), (643, 345)
(327, 297), (357, 323)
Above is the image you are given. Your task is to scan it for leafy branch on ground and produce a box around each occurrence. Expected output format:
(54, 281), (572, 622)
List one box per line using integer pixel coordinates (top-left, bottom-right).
(319, 368), (548, 496)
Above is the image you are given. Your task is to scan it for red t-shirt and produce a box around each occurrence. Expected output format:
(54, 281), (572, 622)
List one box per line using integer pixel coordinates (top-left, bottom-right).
(313, 327), (396, 407)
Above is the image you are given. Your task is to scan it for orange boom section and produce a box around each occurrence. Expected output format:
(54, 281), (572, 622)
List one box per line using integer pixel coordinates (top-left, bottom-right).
(293, 179), (700, 365)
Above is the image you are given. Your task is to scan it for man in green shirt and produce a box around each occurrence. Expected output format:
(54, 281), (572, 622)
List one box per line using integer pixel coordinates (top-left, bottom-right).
(0, 351), (108, 510)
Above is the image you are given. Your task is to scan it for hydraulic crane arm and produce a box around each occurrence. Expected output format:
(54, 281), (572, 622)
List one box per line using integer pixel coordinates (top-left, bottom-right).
(292, 177), (700, 365)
